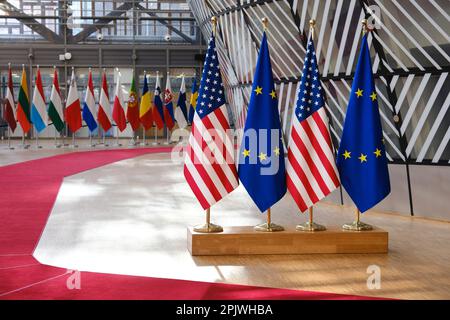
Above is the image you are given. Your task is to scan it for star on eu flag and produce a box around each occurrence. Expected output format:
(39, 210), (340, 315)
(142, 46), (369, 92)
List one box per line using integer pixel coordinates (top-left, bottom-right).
(258, 152), (267, 161)
(274, 146), (280, 156)
(358, 153), (368, 163)
(370, 92), (377, 101)
(374, 148), (382, 158)
(356, 88), (363, 97)
(270, 90), (277, 99)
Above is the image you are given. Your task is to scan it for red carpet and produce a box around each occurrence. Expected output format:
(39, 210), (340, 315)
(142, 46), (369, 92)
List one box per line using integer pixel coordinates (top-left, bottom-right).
(0, 148), (378, 300)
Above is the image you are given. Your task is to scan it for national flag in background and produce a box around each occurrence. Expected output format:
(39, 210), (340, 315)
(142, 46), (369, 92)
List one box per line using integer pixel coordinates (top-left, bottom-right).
(336, 33), (390, 213)
(174, 74), (188, 129)
(163, 74), (175, 130)
(183, 33), (239, 210)
(4, 64), (16, 132)
(65, 69), (82, 133)
(30, 67), (48, 133)
(238, 32), (287, 213)
(286, 34), (340, 213)
(127, 74), (140, 131)
(139, 72), (153, 130)
(112, 70), (127, 132)
(48, 68), (65, 132)
(98, 71), (112, 132)
(82, 68), (98, 132)
(152, 72), (165, 130)
(188, 78), (198, 124)
(16, 66), (31, 133)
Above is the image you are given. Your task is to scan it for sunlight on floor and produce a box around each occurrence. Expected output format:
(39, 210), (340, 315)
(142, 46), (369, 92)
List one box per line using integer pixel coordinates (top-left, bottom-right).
(33, 152), (450, 299)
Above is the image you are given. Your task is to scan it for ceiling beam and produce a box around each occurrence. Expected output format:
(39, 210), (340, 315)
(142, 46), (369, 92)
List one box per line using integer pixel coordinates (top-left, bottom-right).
(1, 1), (63, 43)
(135, 4), (194, 44)
(68, 2), (135, 43)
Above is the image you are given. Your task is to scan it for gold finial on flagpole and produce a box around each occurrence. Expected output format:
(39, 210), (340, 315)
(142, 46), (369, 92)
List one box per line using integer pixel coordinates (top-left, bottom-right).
(211, 16), (217, 36)
(361, 19), (368, 35)
(309, 19), (316, 40)
(262, 17), (269, 31)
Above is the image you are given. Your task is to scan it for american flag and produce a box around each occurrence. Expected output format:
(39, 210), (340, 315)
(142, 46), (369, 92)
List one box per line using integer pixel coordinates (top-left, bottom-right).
(286, 36), (340, 212)
(183, 35), (239, 209)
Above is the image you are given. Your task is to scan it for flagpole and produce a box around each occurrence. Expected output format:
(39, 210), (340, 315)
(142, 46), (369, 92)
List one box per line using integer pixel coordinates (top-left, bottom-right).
(113, 68), (122, 147)
(343, 207), (373, 231)
(18, 64), (29, 149)
(36, 132), (41, 149)
(53, 127), (58, 148)
(142, 127), (147, 146)
(115, 131), (120, 146)
(342, 19), (373, 232)
(296, 207), (326, 231)
(7, 127), (14, 150)
(152, 71), (159, 146)
(193, 16), (223, 234)
(295, 20), (326, 232)
(6, 62), (14, 150)
(129, 129), (136, 147)
(163, 71), (171, 145)
(102, 130), (108, 147)
(164, 127), (170, 145)
(52, 66), (62, 149)
(62, 129), (66, 147)
(129, 69), (137, 147)
(35, 128), (42, 149)
(71, 131), (78, 148)
(152, 125), (158, 145)
(193, 207), (223, 233)
(89, 131), (94, 147)
(34, 65), (43, 149)
(253, 18), (284, 233)
(254, 207), (284, 232)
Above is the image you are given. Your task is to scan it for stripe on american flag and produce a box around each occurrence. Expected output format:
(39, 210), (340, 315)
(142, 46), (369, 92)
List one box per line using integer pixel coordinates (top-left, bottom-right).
(287, 107), (340, 212)
(184, 104), (238, 209)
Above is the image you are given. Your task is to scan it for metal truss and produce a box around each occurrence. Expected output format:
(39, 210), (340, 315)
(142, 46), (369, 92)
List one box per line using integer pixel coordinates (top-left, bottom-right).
(0, 0), (197, 45)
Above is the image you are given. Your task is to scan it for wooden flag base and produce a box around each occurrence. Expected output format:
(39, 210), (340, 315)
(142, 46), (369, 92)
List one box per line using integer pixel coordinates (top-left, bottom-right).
(187, 226), (388, 256)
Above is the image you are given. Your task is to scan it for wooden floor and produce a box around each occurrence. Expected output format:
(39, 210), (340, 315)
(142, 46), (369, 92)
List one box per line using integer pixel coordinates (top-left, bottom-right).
(4, 145), (450, 300)
(190, 205), (450, 300)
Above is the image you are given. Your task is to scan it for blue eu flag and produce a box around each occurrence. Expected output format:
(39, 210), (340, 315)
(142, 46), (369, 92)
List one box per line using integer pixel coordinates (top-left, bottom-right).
(238, 32), (287, 212)
(336, 34), (390, 213)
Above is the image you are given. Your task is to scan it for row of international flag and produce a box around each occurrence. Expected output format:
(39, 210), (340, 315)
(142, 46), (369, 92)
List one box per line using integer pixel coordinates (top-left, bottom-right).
(2, 66), (200, 136)
(183, 24), (390, 215)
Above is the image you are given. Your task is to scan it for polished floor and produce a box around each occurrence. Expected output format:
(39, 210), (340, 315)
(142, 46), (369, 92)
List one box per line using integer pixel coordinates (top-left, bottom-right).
(2, 139), (450, 300)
